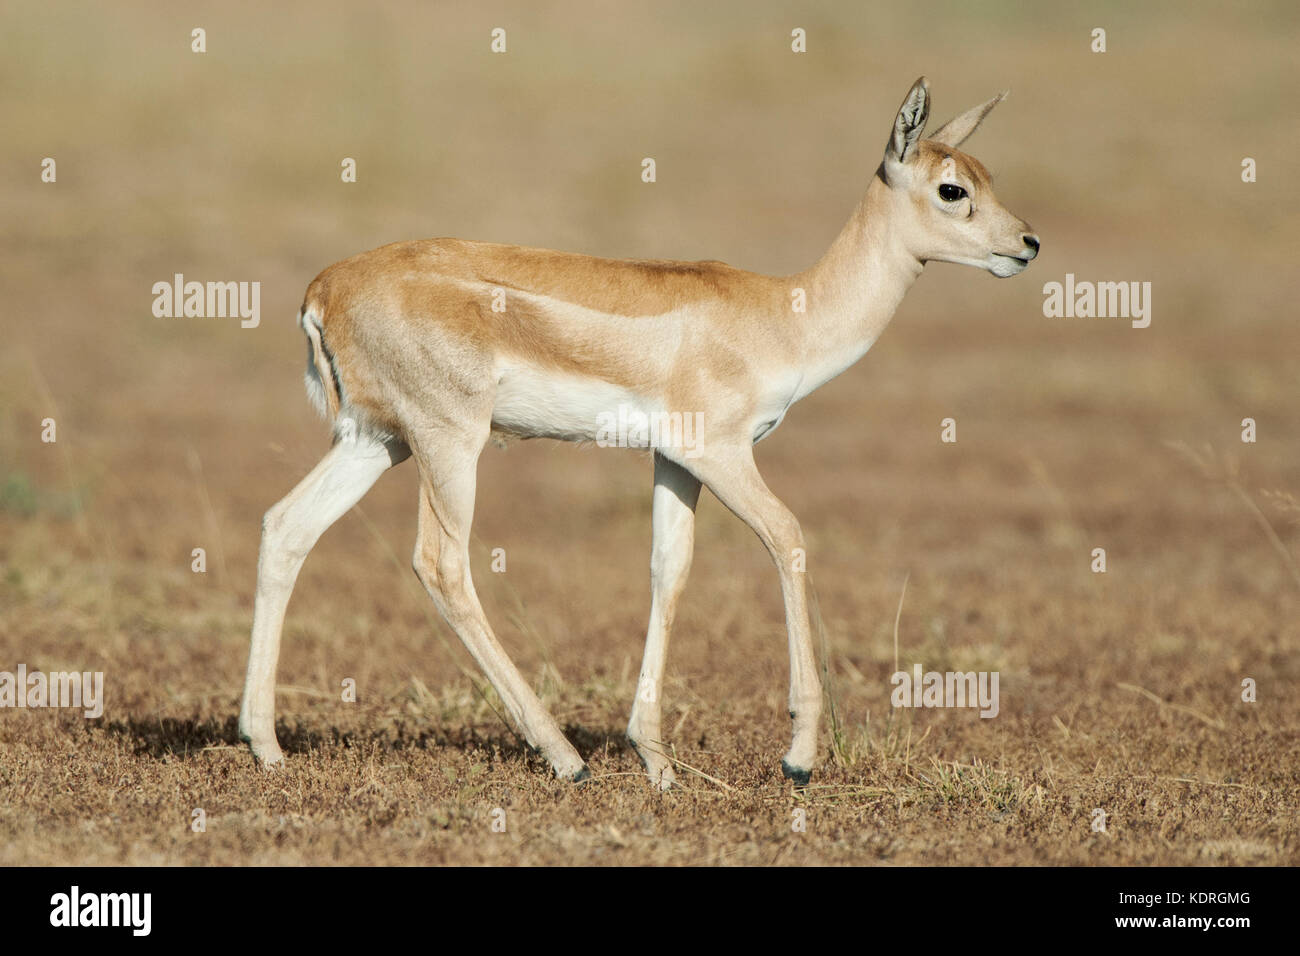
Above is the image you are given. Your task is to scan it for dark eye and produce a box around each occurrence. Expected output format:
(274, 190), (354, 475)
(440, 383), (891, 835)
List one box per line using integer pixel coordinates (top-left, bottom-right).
(938, 183), (967, 202)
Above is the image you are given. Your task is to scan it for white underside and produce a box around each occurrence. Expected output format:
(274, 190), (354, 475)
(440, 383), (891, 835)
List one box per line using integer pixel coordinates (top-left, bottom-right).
(492, 364), (651, 442)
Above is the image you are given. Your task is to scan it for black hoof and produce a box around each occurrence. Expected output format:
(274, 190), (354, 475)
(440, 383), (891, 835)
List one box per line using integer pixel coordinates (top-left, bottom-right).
(569, 765), (592, 783)
(781, 760), (812, 786)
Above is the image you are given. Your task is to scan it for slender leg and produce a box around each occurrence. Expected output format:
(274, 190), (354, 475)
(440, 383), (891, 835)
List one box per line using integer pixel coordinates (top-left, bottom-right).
(239, 434), (407, 765)
(627, 453), (702, 790)
(409, 433), (588, 781)
(689, 448), (822, 784)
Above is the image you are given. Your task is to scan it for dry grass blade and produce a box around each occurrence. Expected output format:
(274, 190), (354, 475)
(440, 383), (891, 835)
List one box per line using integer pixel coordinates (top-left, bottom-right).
(893, 570), (910, 676)
(809, 574), (847, 766)
(1261, 489), (1300, 526)
(664, 753), (737, 793)
(1116, 682), (1226, 731)
(1166, 776), (1250, 790)
(1166, 440), (1300, 593)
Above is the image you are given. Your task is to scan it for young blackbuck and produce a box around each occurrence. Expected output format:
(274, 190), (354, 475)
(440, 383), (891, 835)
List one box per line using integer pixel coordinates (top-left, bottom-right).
(239, 77), (1039, 789)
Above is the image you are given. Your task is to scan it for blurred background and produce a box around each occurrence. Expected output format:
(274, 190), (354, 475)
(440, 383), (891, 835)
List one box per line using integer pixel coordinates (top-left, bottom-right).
(1, 1), (1297, 864)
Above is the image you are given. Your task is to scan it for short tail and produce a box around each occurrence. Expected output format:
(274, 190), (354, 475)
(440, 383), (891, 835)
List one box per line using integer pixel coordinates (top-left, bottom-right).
(299, 304), (343, 421)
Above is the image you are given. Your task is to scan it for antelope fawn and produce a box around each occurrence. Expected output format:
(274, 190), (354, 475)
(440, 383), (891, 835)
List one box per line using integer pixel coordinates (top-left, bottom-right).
(239, 77), (1039, 788)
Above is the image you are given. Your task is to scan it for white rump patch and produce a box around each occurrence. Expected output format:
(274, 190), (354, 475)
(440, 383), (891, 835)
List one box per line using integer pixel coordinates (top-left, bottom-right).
(303, 358), (329, 420)
(299, 306), (334, 421)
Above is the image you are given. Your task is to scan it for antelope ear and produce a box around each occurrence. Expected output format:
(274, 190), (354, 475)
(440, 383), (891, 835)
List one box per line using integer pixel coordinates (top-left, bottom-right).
(928, 90), (1008, 148)
(885, 77), (930, 165)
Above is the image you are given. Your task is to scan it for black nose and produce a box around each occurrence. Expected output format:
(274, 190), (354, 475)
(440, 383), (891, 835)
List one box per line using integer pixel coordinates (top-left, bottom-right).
(1022, 233), (1040, 256)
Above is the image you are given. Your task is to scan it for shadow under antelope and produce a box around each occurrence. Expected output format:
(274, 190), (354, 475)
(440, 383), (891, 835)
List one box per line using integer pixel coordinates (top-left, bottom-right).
(239, 77), (1039, 789)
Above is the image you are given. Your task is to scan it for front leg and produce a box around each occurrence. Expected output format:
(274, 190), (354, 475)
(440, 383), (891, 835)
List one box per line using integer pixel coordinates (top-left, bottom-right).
(687, 447), (822, 785)
(627, 453), (701, 790)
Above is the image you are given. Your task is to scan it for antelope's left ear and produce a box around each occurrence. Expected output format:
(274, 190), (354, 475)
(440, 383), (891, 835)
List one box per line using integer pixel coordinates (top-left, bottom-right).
(928, 90), (1008, 148)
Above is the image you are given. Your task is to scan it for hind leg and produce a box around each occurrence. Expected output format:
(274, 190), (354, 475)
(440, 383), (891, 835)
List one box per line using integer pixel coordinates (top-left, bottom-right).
(408, 424), (588, 781)
(627, 453), (701, 790)
(239, 432), (408, 764)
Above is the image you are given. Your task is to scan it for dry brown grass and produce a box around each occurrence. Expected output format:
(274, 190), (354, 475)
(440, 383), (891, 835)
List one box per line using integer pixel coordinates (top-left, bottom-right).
(1, 0), (1297, 865)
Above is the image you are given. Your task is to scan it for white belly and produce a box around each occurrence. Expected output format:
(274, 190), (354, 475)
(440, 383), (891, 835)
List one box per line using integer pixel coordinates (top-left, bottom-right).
(492, 365), (649, 443)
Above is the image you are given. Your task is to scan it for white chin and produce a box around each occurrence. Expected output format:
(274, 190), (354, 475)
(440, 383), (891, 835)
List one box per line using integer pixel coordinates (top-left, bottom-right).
(989, 255), (1027, 277)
